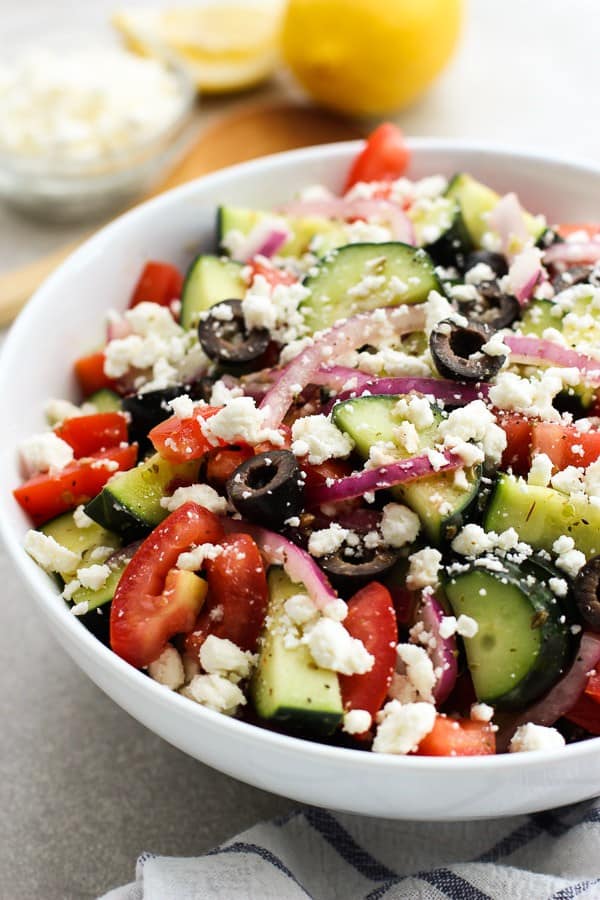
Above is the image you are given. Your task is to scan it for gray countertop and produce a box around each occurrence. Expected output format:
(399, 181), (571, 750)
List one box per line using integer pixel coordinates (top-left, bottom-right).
(2, 1), (600, 897)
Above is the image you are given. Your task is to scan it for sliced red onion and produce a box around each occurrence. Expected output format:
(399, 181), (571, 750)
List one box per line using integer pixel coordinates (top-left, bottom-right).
(255, 228), (290, 258)
(323, 376), (489, 413)
(259, 305), (426, 429)
(222, 519), (338, 612)
(544, 241), (600, 266)
(279, 198), (414, 243)
(229, 220), (291, 262)
(488, 192), (528, 257)
(505, 246), (542, 305)
(416, 590), (458, 704)
(305, 450), (462, 506)
(505, 335), (600, 382)
(311, 366), (373, 392)
(497, 633), (600, 750)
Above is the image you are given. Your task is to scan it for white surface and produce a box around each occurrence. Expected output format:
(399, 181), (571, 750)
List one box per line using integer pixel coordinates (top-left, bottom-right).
(3, 140), (600, 831)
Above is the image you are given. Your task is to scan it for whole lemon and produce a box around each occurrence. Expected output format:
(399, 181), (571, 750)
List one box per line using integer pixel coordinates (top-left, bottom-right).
(282, 0), (462, 116)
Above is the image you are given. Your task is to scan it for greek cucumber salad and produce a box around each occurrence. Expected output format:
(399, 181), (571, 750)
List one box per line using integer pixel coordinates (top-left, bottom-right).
(16, 123), (600, 757)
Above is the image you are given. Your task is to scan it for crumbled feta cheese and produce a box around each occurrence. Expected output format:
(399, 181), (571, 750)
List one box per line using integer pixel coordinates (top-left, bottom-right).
(323, 598), (349, 622)
(284, 593), (318, 626)
(199, 635), (256, 682)
(209, 380), (243, 406)
(291, 414), (353, 465)
(439, 616), (458, 640)
(161, 484), (227, 515)
(168, 394), (195, 419)
(456, 614), (478, 638)
(45, 398), (86, 425)
(242, 274), (310, 343)
(549, 577), (569, 598)
(481, 332), (510, 359)
(211, 302), (235, 322)
(406, 548), (442, 590)
(528, 453), (553, 487)
(73, 504), (94, 529)
(62, 579), (81, 601)
(148, 644), (185, 690)
(451, 524), (496, 557)
(343, 709), (372, 735)
(552, 535), (586, 578)
(509, 723), (566, 753)
(380, 503), (420, 548)
(584, 459), (600, 498)
(201, 396), (283, 448)
(185, 673), (246, 714)
(344, 221), (392, 244)
(437, 400), (506, 464)
(471, 702), (494, 723)
(89, 545), (114, 563)
(396, 643), (436, 703)
(489, 369), (574, 423)
(551, 466), (585, 496)
(304, 618), (373, 675)
(393, 421), (420, 455)
(177, 543), (224, 570)
(465, 263), (496, 285)
(24, 530), (80, 574)
(76, 563), (110, 591)
(308, 523), (349, 557)
(425, 290), (466, 336)
(372, 701), (436, 754)
(20, 432), (74, 476)
(394, 395), (435, 429)
(71, 601), (89, 617)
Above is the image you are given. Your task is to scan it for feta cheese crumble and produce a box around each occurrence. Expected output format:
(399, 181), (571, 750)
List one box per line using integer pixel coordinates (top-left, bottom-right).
(343, 709), (372, 735)
(177, 543), (224, 571)
(291, 414), (354, 465)
(199, 636), (256, 682)
(24, 530), (80, 575)
(509, 723), (566, 753)
(372, 701), (436, 754)
(304, 618), (374, 676)
(161, 484), (227, 515)
(380, 503), (421, 548)
(184, 674), (246, 715)
(308, 523), (349, 557)
(148, 644), (185, 691)
(20, 432), (74, 476)
(406, 548), (442, 590)
(76, 563), (110, 591)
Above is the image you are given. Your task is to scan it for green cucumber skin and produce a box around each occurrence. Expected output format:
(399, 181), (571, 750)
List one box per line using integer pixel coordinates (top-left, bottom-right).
(484, 475), (600, 560)
(443, 558), (571, 710)
(217, 205), (348, 258)
(180, 255), (245, 330)
(300, 242), (441, 334)
(446, 173), (545, 248)
(40, 511), (121, 573)
(87, 388), (123, 413)
(251, 568), (343, 736)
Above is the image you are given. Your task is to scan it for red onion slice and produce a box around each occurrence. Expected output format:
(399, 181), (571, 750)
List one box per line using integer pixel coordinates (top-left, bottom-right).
(305, 450), (462, 506)
(222, 518), (339, 612)
(323, 376), (489, 413)
(488, 192), (529, 257)
(279, 198), (414, 243)
(544, 241), (600, 266)
(505, 335), (600, 383)
(255, 228), (290, 258)
(416, 590), (458, 704)
(311, 366), (373, 392)
(259, 305), (426, 429)
(506, 247), (542, 305)
(497, 633), (600, 750)
(229, 221), (291, 262)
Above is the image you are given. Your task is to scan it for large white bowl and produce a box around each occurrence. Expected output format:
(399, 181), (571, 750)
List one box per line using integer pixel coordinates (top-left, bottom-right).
(3, 139), (600, 821)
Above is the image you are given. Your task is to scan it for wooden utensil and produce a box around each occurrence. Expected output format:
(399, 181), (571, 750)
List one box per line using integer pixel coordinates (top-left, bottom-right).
(0, 103), (363, 327)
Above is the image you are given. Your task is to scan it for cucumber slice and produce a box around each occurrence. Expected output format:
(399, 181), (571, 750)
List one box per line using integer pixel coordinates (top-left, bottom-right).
(40, 511), (121, 577)
(217, 206), (349, 258)
(484, 474), (600, 559)
(250, 567), (343, 736)
(446, 173), (546, 248)
(332, 394), (480, 544)
(300, 243), (440, 334)
(69, 545), (134, 613)
(180, 255), (245, 330)
(520, 299), (556, 338)
(443, 557), (571, 709)
(87, 388), (123, 413)
(84, 453), (200, 541)
(408, 196), (472, 265)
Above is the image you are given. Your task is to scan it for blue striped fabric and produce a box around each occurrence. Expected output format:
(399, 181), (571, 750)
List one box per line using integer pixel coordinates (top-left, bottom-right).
(99, 799), (600, 900)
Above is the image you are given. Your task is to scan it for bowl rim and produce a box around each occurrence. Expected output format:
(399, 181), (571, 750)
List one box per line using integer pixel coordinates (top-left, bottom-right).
(3, 135), (600, 773)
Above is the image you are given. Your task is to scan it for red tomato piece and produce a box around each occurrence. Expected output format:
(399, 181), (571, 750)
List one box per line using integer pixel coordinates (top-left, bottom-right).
(531, 423), (600, 470)
(129, 261), (183, 308)
(584, 671), (600, 704)
(254, 424), (292, 455)
(205, 447), (253, 491)
(55, 412), (128, 457)
(14, 444), (137, 526)
(557, 223), (600, 240)
(74, 352), (118, 398)
(497, 413), (533, 475)
(344, 123), (410, 192)
(110, 502), (223, 668)
(149, 407), (222, 462)
(183, 533), (269, 657)
(339, 583), (397, 733)
(565, 693), (600, 735)
(248, 258), (297, 288)
(416, 715), (496, 757)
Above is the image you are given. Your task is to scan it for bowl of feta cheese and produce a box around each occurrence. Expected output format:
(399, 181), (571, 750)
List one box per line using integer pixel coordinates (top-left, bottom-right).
(2, 137), (600, 820)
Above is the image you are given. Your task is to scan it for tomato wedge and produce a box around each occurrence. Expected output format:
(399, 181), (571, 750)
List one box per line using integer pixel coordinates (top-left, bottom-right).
(110, 503), (224, 668)
(497, 413), (533, 475)
(339, 583), (397, 732)
(183, 533), (269, 657)
(149, 407), (222, 462)
(205, 447), (253, 491)
(531, 423), (600, 470)
(129, 261), (183, 309)
(74, 351), (118, 398)
(585, 671), (600, 704)
(564, 693), (600, 735)
(14, 444), (137, 526)
(344, 123), (410, 191)
(557, 223), (600, 240)
(55, 412), (129, 457)
(248, 258), (297, 288)
(416, 715), (496, 756)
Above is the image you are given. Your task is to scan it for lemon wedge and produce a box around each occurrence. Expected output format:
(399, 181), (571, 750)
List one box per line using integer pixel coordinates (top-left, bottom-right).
(113, 3), (284, 93)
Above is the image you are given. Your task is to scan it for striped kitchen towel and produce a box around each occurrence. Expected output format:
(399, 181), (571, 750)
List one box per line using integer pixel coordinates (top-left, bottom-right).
(100, 800), (600, 899)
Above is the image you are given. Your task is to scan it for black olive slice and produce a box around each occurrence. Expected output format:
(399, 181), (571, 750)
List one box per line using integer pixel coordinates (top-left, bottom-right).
(472, 281), (521, 330)
(573, 556), (600, 631)
(552, 266), (593, 293)
(463, 250), (509, 278)
(430, 319), (506, 382)
(319, 545), (401, 591)
(122, 379), (213, 447)
(227, 450), (305, 528)
(198, 299), (270, 368)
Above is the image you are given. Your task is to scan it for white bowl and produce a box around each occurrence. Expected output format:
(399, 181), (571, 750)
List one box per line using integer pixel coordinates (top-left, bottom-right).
(3, 139), (600, 821)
